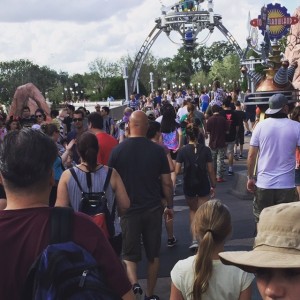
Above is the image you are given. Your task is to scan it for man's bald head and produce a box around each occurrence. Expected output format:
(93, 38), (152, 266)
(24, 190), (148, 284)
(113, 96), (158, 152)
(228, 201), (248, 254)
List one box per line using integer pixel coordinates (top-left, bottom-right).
(129, 111), (149, 137)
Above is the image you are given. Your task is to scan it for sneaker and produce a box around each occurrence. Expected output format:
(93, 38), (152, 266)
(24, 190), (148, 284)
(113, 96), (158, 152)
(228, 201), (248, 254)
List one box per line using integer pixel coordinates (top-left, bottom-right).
(167, 236), (177, 248)
(217, 177), (226, 183)
(133, 283), (143, 298)
(244, 131), (251, 136)
(239, 154), (244, 159)
(144, 295), (160, 300)
(228, 171), (234, 176)
(189, 240), (198, 250)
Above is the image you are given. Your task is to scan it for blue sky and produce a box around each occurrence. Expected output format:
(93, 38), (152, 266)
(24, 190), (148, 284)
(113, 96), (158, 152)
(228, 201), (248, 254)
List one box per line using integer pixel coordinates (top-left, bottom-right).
(0, 0), (297, 74)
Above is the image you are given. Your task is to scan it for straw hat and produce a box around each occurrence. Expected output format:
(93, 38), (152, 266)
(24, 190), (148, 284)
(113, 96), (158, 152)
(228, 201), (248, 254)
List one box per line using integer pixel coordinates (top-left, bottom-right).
(219, 202), (300, 272)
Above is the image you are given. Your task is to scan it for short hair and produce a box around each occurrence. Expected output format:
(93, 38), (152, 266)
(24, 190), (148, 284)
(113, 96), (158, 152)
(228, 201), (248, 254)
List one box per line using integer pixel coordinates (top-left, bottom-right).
(87, 112), (103, 130)
(41, 123), (59, 136)
(0, 129), (57, 191)
(78, 106), (87, 112)
(235, 100), (241, 107)
(77, 132), (99, 171)
(50, 109), (59, 118)
(211, 105), (220, 113)
(101, 106), (110, 114)
(67, 104), (75, 112)
(35, 108), (46, 121)
(147, 121), (161, 139)
(223, 96), (232, 108)
(73, 110), (84, 118)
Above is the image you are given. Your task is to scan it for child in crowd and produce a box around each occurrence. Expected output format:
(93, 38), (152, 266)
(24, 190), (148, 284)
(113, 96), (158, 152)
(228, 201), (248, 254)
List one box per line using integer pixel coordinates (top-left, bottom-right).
(170, 200), (254, 300)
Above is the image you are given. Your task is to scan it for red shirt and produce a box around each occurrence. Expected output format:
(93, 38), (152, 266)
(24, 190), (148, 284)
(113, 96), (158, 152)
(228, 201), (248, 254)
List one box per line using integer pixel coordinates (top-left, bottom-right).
(0, 207), (131, 300)
(96, 132), (118, 165)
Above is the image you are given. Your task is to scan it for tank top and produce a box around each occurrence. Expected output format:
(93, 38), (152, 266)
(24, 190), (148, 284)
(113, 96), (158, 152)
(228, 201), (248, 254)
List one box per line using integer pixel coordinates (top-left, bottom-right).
(67, 166), (121, 235)
(162, 129), (179, 150)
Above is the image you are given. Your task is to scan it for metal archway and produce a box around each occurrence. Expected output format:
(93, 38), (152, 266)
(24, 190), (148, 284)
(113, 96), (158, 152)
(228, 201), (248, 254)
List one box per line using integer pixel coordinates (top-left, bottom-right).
(128, 1), (245, 95)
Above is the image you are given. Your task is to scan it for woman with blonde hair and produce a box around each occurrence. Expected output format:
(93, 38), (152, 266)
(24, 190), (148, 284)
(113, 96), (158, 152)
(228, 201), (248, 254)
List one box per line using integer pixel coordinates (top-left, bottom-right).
(170, 200), (254, 300)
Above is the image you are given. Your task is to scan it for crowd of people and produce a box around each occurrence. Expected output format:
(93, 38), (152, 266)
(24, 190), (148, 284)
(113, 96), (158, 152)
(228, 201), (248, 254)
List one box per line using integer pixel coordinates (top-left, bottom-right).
(1, 81), (300, 299)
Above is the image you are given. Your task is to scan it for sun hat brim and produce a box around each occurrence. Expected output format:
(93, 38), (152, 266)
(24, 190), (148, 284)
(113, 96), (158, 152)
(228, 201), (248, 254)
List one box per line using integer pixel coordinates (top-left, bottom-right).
(219, 248), (300, 273)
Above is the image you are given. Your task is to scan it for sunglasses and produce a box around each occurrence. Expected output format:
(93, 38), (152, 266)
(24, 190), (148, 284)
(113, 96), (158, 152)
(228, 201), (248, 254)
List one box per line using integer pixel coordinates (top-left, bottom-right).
(36, 115), (43, 118)
(73, 118), (83, 122)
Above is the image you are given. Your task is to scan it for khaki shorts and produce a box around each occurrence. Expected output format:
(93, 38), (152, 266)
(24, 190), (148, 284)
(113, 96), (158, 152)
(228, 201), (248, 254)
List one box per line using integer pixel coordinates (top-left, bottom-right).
(226, 141), (235, 155)
(121, 206), (163, 262)
(253, 187), (299, 222)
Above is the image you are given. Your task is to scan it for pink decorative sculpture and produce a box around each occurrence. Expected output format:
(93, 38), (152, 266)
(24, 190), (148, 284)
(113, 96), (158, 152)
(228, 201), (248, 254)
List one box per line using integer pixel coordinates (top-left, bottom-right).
(8, 83), (50, 119)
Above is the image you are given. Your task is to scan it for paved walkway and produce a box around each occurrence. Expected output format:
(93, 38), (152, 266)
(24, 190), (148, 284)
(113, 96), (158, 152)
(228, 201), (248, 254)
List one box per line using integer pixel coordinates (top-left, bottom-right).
(136, 135), (263, 299)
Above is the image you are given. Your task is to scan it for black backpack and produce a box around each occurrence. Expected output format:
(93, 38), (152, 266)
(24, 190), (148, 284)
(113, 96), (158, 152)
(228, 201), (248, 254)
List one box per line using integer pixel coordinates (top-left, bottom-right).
(22, 207), (121, 300)
(187, 144), (207, 189)
(70, 167), (116, 239)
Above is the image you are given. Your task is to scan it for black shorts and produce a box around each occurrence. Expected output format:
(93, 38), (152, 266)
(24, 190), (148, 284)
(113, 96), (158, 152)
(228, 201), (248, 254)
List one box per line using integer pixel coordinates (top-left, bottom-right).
(170, 150), (178, 160)
(121, 206), (163, 262)
(235, 131), (244, 145)
(245, 111), (256, 122)
(183, 178), (211, 197)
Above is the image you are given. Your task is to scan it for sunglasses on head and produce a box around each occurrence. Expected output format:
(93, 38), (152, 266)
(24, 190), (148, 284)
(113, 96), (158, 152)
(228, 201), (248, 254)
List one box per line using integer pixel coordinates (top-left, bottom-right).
(73, 118), (83, 122)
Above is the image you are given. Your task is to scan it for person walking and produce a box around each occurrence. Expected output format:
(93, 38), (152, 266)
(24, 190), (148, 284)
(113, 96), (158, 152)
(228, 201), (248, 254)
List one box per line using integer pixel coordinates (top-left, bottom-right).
(171, 200), (254, 300)
(175, 123), (216, 250)
(247, 94), (300, 223)
(108, 111), (173, 300)
(56, 131), (130, 255)
(87, 112), (118, 165)
(220, 96), (239, 176)
(206, 105), (227, 182)
(0, 129), (134, 300)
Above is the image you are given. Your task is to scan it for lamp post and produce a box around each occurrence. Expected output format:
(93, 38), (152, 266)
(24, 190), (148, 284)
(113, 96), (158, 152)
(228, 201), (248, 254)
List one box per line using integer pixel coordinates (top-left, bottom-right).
(136, 77), (140, 95)
(150, 72), (154, 93)
(123, 65), (129, 103)
(249, 56), (255, 93)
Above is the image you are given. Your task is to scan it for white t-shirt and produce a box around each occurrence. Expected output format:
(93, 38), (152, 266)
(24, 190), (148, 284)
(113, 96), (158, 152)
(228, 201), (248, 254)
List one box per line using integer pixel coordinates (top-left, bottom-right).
(171, 255), (254, 300)
(177, 106), (188, 120)
(176, 97), (184, 107)
(250, 117), (300, 188)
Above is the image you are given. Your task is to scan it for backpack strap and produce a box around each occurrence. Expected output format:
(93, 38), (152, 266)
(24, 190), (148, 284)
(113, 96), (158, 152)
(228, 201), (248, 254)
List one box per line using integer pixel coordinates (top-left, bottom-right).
(70, 167), (84, 193)
(103, 167), (116, 222)
(102, 167), (113, 193)
(50, 207), (74, 244)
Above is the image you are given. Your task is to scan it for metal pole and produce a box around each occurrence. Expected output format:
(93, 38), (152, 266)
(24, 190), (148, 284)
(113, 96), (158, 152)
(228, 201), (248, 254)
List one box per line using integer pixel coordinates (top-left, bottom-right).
(150, 72), (154, 93)
(136, 78), (140, 94)
(123, 66), (129, 102)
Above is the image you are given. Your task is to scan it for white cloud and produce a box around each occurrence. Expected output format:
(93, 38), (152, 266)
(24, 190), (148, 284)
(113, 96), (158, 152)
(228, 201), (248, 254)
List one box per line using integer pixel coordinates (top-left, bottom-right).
(0, 0), (297, 74)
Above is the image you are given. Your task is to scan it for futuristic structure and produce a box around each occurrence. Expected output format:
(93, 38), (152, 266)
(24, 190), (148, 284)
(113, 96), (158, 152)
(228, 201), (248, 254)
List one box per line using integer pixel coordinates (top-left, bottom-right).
(128, 0), (243, 95)
(241, 3), (300, 109)
(128, 0), (300, 108)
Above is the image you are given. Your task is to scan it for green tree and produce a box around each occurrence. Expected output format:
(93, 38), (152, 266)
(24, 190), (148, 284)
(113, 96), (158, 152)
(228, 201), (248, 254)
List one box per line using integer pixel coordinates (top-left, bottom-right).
(208, 54), (241, 90)
(88, 57), (121, 94)
(0, 59), (60, 106)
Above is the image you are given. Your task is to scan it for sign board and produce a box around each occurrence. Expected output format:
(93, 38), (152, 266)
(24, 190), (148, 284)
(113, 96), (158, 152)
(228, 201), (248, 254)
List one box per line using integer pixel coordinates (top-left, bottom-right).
(250, 3), (299, 40)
